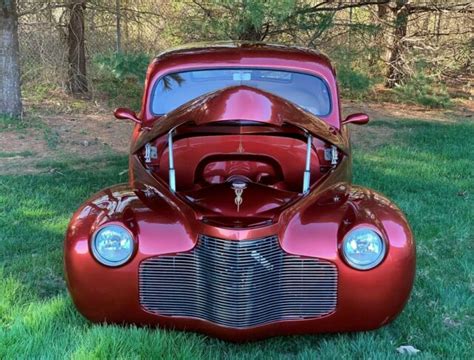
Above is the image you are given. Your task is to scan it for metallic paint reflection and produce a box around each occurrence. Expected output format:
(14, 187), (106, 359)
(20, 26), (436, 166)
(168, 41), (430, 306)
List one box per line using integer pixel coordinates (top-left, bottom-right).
(65, 42), (415, 342)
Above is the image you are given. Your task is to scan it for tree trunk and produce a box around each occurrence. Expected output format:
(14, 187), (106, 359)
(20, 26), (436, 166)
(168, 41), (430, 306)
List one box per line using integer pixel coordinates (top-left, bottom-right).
(368, 2), (390, 69)
(115, 0), (121, 53)
(67, 0), (88, 95)
(0, 0), (22, 118)
(385, 1), (409, 88)
(435, 11), (442, 44)
(124, 0), (129, 50)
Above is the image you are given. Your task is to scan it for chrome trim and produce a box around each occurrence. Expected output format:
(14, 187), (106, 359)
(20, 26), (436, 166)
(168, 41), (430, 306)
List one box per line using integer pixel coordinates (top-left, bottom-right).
(342, 227), (386, 270)
(168, 130), (176, 192)
(139, 235), (338, 328)
(91, 224), (134, 267)
(302, 134), (312, 194)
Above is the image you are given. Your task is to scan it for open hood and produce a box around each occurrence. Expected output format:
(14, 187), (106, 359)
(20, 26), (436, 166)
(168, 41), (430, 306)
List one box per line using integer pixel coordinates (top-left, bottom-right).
(131, 86), (350, 227)
(133, 86), (348, 154)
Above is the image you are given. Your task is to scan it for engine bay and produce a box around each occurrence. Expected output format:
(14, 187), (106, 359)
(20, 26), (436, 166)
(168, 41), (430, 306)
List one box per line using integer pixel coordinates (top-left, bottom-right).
(137, 123), (342, 224)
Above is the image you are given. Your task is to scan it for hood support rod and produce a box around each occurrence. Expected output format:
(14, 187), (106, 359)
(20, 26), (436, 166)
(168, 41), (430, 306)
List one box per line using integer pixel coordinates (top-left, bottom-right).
(302, 134), (312, 194)
(168, 130), (176, 192)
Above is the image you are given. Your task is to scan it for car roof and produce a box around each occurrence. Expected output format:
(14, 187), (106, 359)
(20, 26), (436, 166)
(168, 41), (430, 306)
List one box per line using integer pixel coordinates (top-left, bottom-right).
(153, 41), (334, 71)
(142, 41), (341, 128)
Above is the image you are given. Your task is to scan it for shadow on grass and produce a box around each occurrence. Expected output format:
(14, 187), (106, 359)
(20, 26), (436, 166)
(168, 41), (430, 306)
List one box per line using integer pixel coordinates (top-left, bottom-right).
(353, 118), (473, 194)
(1, 118), (472, 296)
(0, 154), (128, 299)
(0, 119), (472, 358)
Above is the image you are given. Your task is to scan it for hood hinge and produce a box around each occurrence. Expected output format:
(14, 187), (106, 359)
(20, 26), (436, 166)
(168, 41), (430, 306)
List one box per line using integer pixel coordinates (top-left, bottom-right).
(324, 145), (339, 166)
(144, 143), (158, 163)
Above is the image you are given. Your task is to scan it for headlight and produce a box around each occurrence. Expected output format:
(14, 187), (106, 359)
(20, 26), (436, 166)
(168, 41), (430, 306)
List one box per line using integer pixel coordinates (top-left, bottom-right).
(342, 228), (386, 270)
(92, 225), (134, 267)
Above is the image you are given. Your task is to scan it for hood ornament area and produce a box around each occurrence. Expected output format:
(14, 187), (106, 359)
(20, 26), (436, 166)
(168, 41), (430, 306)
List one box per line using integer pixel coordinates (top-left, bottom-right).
(231, 180), (247, 212)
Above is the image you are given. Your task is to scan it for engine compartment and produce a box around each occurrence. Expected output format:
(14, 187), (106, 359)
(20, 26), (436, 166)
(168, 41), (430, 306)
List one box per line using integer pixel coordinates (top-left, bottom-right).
(137, 124), (341, 225)
(141, 132), (336, 190)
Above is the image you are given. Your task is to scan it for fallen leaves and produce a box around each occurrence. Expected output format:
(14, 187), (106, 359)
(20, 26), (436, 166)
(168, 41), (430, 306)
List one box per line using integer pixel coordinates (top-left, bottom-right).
(443, 316), (462, 328)
(396, 345), (421, 355)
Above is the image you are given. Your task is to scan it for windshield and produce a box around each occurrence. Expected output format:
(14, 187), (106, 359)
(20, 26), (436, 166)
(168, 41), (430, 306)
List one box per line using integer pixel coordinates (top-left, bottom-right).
(150, 69), (331, 116)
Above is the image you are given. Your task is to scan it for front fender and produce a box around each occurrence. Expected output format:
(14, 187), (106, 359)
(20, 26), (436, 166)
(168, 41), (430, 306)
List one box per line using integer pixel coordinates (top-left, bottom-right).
(64, 184), (195, 322)
(65, 182), (415, 339)
(280, 184), (415, 329)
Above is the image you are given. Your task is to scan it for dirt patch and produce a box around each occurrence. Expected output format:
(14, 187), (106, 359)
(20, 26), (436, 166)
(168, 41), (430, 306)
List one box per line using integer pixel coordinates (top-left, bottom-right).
(0, 101), (132, 175)
(342, 99), (473, 123)
(342, 99), (473, 151)
(348, 123), (397, 151)
(0, 131), (48, 154)
(1, 95), (472, 175)
(41, 112), (132, 155)
(0, 131), (49, 174)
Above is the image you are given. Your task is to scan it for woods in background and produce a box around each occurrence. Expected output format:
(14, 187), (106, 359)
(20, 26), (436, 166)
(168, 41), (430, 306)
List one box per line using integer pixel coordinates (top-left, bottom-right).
(1, 0), (472, 117)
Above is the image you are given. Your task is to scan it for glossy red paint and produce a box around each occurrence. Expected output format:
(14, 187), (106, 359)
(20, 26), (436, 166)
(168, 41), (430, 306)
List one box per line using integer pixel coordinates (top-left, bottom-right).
(133, 85), (349, 153)
(139, 42), (341, 128)
(65, 42), (415, 342)
(114, 107), (141, 125)
(343, 113), (370, 126)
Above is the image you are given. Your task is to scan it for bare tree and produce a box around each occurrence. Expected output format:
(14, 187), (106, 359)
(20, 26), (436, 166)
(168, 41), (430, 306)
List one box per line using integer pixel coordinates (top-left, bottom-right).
(385, 0), (409, 88)
(0, 0), (22, 117)
(67, 0), (88, 94)
(385, 0), (473, 88)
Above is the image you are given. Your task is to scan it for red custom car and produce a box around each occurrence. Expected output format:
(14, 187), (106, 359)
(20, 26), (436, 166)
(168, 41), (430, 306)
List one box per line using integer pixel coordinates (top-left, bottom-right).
(65, 42), (415, 341)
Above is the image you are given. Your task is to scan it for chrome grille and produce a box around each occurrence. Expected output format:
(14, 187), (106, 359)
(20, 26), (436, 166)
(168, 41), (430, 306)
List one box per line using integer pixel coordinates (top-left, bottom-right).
(139, 235), (337, 328)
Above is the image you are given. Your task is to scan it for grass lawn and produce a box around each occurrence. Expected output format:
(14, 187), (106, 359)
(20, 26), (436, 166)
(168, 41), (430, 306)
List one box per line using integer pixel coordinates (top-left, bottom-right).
(0, 116), (472, 359)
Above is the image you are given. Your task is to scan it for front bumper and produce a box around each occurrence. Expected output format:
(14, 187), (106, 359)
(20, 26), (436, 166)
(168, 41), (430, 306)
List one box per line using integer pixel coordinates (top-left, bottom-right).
(66, 235), (414, 342)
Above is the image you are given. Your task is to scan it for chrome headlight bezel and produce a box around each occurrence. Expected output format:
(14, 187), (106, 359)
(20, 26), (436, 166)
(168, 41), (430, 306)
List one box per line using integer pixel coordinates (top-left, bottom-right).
(91, 224), (135, 267)
(342, 227), (386, 270)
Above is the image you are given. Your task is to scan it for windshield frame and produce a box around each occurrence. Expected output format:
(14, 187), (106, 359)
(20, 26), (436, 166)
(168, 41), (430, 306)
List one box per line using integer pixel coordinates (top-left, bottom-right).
(148, 67), (333, 118)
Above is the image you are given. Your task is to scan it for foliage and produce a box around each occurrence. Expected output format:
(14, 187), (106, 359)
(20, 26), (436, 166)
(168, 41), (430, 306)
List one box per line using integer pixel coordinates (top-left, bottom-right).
(93, 53), (150, 110)
(167, 0), (335, 42)
(16, 1), (472, 107)
(329, 45), (375, 99)
(21, 83), (57, 103)
(0, 116), (473, 358)
(395, 72), (452, 108)
(0, 114), (28, 131)
(94, 53), (150, 84)
(336, 65), (372, 99)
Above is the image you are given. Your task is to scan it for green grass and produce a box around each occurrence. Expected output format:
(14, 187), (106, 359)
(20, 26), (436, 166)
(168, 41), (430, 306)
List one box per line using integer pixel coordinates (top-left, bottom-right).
(0, 117), (473, 359)
(0, 115), (29, 131)
(0, 151), (35, 158)
(43, 127), (61, 150)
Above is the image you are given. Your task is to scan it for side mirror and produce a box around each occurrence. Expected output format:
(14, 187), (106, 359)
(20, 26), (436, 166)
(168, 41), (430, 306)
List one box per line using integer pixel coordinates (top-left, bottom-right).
(114, 108), (141, 125)
(342, 113), (369, 126)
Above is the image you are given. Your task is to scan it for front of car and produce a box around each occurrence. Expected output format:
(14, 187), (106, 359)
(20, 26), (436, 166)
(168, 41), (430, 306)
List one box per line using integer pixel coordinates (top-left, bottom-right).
(65, 42), (415, 341)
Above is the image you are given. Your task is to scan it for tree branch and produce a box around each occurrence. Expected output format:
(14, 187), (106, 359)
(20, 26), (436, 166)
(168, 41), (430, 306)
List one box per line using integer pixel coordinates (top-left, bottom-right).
(409, 2), (473, 14)
(296, 0), (390, 15)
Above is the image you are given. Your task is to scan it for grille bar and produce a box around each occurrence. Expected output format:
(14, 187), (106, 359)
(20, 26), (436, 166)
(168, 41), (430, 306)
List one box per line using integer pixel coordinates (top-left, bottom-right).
(139, 235), (338, 328)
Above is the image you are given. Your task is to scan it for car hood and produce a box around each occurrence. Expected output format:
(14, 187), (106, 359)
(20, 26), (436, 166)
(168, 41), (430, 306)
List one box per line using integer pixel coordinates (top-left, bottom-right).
(131, 85), (350, 227)
(133, 85), (348, 154)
